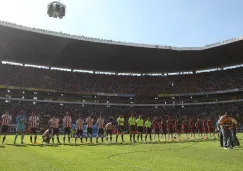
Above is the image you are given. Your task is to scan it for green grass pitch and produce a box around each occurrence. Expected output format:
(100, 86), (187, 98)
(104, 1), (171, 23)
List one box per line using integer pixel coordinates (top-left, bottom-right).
(0, 134), (242, 171)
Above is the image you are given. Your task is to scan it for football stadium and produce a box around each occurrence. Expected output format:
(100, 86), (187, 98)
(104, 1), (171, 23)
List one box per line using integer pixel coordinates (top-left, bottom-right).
(0, 1), (243, 171)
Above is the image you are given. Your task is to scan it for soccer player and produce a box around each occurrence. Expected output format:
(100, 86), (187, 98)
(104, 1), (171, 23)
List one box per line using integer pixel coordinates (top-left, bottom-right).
(42, 128), (52, 144)
(48, 114), (60, 144)
(14, 110), (26, 144)
(105, 121), (114, 144)
(0, 110), (12, 144)
(136, 115), (144, 142)
(96, 114), (105, 143)
(174, 119), (181, 140)
(63, 111), (72, 144)
(153, 117), (160, 142)
(29, 111), (39, 144)
(128, 113), (136, 142)
(167, 118), (174, 141)
(75, 115), (84, 144)
(207, 118), (215, 139)
(161, 119), (167, 141)
(189, 118), (196, 139)
(182, 119), (189, 140)
(203, 119), (208, 139)
(195, 118), (203, 139)
(145, 117), (152, 142)
(86, 114), (94, 143)
(116, 114), (125, 143)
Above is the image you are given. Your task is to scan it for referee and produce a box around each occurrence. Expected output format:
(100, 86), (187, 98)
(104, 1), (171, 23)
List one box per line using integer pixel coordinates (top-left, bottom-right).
(128, 113), (136, 142)
(116, 114), (125, 143)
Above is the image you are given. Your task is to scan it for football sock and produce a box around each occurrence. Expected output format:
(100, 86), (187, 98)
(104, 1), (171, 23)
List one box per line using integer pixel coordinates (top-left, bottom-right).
(2, 136), (6, 143)
(21, 134), (24, 143)
(30, 135), (33, 143)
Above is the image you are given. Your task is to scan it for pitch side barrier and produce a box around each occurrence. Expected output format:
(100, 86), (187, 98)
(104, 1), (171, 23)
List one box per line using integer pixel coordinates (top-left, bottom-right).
(1, 97), (243, 106)
(158, 88), (242, 97)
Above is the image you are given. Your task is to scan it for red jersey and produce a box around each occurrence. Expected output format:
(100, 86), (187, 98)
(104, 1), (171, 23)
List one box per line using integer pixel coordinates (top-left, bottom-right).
(63, 116), (72, 128)
(195, 120), (202, 128)
(153, 121), (160, 129)
(182, 120), (188, 129)
(29, 115), (39, 128)
(97, 118), (104, 129)
(203, 120), (207, 127)
(189, 120), (194, 128)
(76, 119), (84, 130)
(49, 118), (59, 128)
(86, 117), (94, 128)
(207, 120), (212, 127)
(167, 120), (173, 130)
(161, 121), (166, 131)
(1, 114), (12, 126)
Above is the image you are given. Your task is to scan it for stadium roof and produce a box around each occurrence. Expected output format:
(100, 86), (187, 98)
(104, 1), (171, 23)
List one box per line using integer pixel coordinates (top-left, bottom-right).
(0, 21), (243, 73)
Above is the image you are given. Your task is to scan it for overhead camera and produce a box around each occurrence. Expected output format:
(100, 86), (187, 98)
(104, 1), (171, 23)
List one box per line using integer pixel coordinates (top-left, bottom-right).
(47, 1), (66, 19)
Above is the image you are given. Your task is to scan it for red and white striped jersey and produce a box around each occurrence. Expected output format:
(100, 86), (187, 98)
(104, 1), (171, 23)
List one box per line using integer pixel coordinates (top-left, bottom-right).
(97, 118), (104, 129)
(86, 117), (94, 128)
(76, 119), (84, 130)
(63, 116), (72, 128)
(105, 122), (113, 130)
(29, 115), (39, 128)
(49, 118), (59, 128)
(1, 114), (12, 126)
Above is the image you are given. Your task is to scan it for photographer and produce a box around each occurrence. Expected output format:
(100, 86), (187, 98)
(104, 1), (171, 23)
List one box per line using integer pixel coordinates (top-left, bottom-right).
(219, 112), (233, 149)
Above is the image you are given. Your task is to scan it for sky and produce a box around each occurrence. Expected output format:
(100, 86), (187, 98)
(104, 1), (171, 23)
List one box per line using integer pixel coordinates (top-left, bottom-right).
(0, 0), (243, 47)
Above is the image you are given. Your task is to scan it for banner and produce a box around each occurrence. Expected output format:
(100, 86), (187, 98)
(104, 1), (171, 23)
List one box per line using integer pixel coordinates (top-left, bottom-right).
(158, 88), (240, 97)
(0, 84), (96, 96)
(158, 94), (178, 97)
(118, 94), (135, 97)
(96, 92), (118, 96)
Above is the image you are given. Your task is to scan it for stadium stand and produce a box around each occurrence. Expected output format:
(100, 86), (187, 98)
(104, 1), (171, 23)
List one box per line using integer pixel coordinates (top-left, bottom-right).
(1, 64), (243, 96)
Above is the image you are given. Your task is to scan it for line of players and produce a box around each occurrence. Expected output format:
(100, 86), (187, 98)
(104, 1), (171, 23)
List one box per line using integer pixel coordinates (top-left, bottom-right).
(0, 110), (216, 144)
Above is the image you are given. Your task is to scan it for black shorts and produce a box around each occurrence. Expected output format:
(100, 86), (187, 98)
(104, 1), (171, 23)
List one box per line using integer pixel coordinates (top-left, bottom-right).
(183, 127), (189, 133)
(64, 127), (71, 134)
(190, 127), (196, 133)
(117, 126), (124, 133)
(76, 129), (83, 136)
(197, 127), (202, 133)
(98, 128), (104, 135)
(137, 126), (143, 133)
(1, 125), (9, 133)
(30, 128), (37, 134)
(87, 128), (93, 135)
(53, 128), (59, 135)
(130, 125), (136, 132)
(168, 129), (173, 134)
(161, 129), (167, 134)
(106, 129), (112, 135)
(154, 128), (160, 134)
(146, 128), (152, 134)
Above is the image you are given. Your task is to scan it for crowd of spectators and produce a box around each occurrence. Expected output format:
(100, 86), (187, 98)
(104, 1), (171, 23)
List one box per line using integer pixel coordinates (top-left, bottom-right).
(0, 64), (243, 96)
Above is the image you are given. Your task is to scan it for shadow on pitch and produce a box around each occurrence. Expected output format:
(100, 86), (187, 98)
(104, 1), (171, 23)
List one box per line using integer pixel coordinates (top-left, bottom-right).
(7, 144), (29, 147)
(0, 145), (5, 148)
